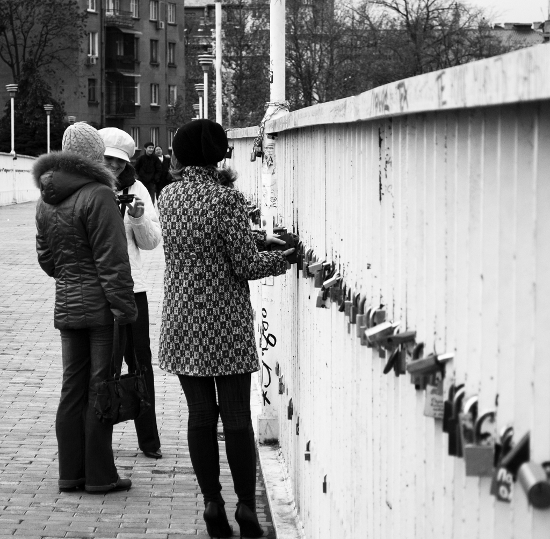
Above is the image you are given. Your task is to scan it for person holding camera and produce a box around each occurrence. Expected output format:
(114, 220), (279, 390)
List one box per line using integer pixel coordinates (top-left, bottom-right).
(34, 122), (137, 493)
(99, 128), (163, 460)
(157, 119), (294, 538)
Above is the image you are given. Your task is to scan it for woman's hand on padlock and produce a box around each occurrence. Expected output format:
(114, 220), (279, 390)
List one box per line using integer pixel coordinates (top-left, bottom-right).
(265, 234), (285, 246)
(283, 248), (295, 269)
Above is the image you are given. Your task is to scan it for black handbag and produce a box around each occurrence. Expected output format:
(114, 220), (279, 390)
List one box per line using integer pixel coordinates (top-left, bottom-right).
(94, 322), (151, 425)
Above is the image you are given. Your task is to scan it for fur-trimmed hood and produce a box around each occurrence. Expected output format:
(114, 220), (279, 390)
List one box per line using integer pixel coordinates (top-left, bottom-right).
(33, 151), (116, 205)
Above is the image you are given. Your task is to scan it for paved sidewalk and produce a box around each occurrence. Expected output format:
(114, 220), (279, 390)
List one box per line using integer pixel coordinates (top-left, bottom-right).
(0, 202), (275, 539)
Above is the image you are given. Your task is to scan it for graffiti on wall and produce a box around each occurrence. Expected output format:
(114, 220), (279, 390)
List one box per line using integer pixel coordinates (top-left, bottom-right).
(259, 307), (277, 405)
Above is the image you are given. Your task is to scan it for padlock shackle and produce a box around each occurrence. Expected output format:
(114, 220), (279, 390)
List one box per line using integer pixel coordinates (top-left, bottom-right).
(452, 387), (466, 417)
(474, 410), (496, 445)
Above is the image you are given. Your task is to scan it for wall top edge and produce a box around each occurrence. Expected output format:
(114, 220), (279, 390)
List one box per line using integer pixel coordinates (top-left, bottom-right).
(0, 152), (37, 160)
(228, 43), (550, 139)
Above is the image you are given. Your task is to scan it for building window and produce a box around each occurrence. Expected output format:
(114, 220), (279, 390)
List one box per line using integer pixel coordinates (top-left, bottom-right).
(134, 83), (141, 105)
(88, 79), (97, 102)
(134, 37), (140, 61)
(150, 40), (159, 63)
(150, 127), (159, 146)
(116, 38), (124, 56)
(168, 129), (175, 150)
(87, 32), (98, 57)
(167, 3), (176, 24)
(130, 0), (139, 18)
(87, 0), (97, 12)
(131, 127), (140, 148)
(167, 42), (176, 65)
(168, 85), (177, 106)
(150, 84), (159, 105)
(149, 0), (159, 21)
(106, 0), (120, 14)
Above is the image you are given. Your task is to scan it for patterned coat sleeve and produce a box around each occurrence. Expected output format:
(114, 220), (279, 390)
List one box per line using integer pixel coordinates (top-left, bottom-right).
(250, 229), (267, 251)
(219, 189), (287, 281)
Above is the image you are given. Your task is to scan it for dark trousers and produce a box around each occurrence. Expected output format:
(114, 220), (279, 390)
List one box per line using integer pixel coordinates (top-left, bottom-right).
(57, 325), (118, 488)
(121, 292), (160, 453)
(178, 373), (257, 510)
(143, 182), (156, 205)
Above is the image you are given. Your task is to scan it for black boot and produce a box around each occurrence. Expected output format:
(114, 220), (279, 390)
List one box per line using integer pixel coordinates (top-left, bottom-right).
(235, 502), (264, 538)
(203, 501), (233, 538)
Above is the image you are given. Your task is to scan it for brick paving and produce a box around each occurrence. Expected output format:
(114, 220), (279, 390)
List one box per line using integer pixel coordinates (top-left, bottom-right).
(0, 202), (275, 539)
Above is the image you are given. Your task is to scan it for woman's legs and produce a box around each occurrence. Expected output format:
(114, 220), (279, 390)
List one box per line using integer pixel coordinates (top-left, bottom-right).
(58, 326), (118, 488)
(124, 292), (161, 454)
(215, 373), (257, 512)
(178, 375), (223, 505)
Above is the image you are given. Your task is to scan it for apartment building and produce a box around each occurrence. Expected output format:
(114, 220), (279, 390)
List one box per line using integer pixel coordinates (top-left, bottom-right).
(64, 0), (186, 155)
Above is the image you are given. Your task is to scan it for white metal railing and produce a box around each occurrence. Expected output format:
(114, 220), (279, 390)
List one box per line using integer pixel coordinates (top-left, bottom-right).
(228, 42), (550, 539)
(0, 153), (38, 206)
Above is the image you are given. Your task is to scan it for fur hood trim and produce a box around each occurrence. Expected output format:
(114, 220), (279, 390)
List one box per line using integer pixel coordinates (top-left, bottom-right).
(32, 151), (116, 190)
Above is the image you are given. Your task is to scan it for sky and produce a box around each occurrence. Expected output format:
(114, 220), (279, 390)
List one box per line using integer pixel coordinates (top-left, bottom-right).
(466, 0), (548, 23)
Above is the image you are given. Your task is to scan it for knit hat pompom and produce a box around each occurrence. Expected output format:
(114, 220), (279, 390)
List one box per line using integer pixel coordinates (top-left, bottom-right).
(172, 119), (228, 167)
(62, 122), (105, 162)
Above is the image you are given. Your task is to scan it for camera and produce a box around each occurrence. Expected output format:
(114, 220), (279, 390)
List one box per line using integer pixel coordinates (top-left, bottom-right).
(117, 194), (135, 204)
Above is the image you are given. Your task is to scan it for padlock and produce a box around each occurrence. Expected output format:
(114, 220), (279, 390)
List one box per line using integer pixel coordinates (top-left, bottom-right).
(443, 384), (463, 433)
(344, 297), (353, 317)
(278, 376), (285, 395)
(339, 287), (349, 313)
(385, 330), (416, 347)
(287, 398), (293, 420)
(383, 347), (400, 374)
(355, 296), (367, 337)
(423, 371), (445, 419)
(349, 294), (360, 324)
(518, 461), (550, 509)
(316, 289), (326, 308)
(296, 416), (300, 436)
(394, 347), (408, 375)
(448, 386), (466, 457)
(501, 431), (530, 477)
(322, 475), (327, 493)
(463, 409), (497, 477)
(250, 151), (256, 162)
(323, 273), (341, 289)
(308, 260), (324, 274)
(373, 309), (386, 325)
(364, 321), (400, 346)
(360, 307), (373, 346)
(296, 242), (304, 272)
(330, 282), (343, 303)
(314, 262), (331, 288)
(275, 362), (280, 376)
(407, 353), (443, 376)
(305, 441), (311, 461)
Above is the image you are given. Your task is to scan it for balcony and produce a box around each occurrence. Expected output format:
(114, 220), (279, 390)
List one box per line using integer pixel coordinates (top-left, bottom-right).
(105, 79), (136, 118)
(105, 54), (138, 73)
(105, 8), (134, 29)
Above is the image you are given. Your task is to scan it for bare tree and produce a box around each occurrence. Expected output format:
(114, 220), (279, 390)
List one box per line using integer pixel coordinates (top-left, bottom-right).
(0, 0), (87, 81)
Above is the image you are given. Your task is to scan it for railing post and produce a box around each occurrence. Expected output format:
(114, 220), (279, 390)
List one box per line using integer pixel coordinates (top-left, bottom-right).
(256, 0), (289, 443)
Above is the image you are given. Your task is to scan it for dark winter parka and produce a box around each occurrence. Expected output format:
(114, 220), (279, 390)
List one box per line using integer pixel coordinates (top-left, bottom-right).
(33, 152), (137, 329)
(157, 166), (288, 377)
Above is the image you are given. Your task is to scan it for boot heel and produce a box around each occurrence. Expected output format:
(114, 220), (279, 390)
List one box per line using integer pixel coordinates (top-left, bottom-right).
(235, 503), (264, 538)
(203, 501), (233, 538)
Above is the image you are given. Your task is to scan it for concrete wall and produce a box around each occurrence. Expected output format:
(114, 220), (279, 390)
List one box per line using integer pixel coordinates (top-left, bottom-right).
(228, 42), (550, 539)
(0, 153), (38, 206)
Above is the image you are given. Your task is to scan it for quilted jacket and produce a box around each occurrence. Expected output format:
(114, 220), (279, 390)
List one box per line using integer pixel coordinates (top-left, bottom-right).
(158, 166), (288, 376)
(34, 151), (137, 329)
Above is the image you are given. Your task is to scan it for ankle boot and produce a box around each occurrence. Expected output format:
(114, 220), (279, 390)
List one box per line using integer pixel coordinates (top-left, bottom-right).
(235, 503), (264, 538)
(203, 501), (233, 538)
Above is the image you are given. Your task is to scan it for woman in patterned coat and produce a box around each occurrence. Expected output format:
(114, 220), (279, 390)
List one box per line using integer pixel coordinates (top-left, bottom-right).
(158, 120), (293, 538)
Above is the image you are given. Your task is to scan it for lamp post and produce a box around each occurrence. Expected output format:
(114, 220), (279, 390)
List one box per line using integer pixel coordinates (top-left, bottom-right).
(215, 0), (222, 124)
(197, 54), (214, 120)
(194, 83), (204, 119)
(192, 104), (201, 120)
(43, 104), (54, 153)
(6, 84), (18, 158)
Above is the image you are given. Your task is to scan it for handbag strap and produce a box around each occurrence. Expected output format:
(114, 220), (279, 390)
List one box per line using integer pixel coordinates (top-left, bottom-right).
(110, 321), (144, 377)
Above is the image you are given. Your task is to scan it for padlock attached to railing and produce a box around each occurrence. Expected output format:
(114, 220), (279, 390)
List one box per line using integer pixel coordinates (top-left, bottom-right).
(462, 407), (497, 477)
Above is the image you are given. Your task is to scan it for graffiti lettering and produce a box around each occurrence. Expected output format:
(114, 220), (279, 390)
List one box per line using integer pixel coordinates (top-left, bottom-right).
(397, 81), (409, 112)
(436, 71), (447, 107)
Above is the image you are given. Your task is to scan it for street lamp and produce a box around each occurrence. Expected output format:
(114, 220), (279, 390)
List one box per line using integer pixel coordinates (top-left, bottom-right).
(194, 83), (204, 119)
(5, 84), (18, 158)
(197, 54), (214, 120)
(43, 104), (54, 153)
(192, 104), (201, 120)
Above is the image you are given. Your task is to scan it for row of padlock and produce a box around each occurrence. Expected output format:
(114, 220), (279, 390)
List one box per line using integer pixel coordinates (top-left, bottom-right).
(293, 242), (550, 509)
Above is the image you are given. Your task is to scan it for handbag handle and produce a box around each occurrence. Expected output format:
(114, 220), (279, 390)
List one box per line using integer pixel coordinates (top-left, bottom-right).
(110, 321), (143, 377)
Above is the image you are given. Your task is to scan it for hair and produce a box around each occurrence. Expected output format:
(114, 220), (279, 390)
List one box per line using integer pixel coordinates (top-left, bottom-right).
(155, 146), (163, 151)
(216, 167), (238, 187)
(144, 142), (154, 148)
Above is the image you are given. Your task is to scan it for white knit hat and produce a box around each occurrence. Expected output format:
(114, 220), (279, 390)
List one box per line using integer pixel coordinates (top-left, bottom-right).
(62, 122), (105, 162)
(98, 127), (136, 163)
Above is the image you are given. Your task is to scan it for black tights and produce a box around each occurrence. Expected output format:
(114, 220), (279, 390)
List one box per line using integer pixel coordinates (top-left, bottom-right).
(178, 373), (256, 511)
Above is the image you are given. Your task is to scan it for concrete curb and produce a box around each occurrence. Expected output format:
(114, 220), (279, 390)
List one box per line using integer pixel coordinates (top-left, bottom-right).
(251, 375), (305, 539)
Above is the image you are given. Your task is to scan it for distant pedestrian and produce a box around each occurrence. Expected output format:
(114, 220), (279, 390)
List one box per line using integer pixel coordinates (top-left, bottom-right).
(99, 127), (163, 460)
(155, 145), (171, 199)
(33, 122), (137, 494)
(158, 119), (294, 538)
(134, 142), (161, 205)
